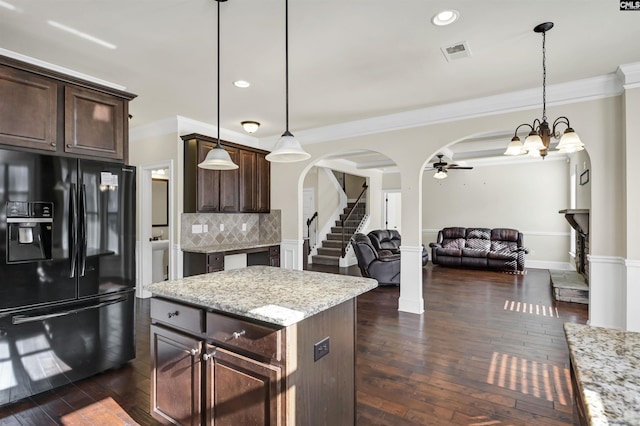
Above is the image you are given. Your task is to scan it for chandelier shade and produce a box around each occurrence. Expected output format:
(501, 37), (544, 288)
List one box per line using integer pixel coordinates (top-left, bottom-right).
(504, 22), (584, 159)
(198, 0), (238, 171)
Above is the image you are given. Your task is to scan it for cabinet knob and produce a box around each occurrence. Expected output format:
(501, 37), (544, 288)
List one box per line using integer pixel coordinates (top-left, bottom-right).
(189, 348), (199, 356)
(202, 351), (216, 361)
(50, 142), (56, 147)
(66, 144), (72, 148)
(167, 310), (179, 318)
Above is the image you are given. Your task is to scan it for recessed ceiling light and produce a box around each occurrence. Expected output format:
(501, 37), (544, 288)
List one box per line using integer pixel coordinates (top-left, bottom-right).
(233, 80), (250, 88)
(432, 10), (459, 26)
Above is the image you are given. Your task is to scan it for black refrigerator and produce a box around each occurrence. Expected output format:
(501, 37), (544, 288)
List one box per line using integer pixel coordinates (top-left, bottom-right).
(0, 148), (136, 407)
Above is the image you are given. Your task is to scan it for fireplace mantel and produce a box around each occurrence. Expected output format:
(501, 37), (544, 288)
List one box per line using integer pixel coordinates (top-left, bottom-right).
(559, 209), (589, 236)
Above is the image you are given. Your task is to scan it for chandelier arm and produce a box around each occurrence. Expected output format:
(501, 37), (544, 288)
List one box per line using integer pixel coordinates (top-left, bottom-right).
(513, 123), (534, 137)
(552, 116), (572, 136)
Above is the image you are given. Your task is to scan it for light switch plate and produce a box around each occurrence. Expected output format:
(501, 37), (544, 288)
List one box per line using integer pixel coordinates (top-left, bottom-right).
(242, 223), (247, 232)
(203, 224), (208, 232)
(191, 224), (202, 234)
(219, 223), (224, 232)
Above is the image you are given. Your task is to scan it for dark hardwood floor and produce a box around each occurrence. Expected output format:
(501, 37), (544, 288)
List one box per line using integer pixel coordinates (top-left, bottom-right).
(0, 265), (587, 425)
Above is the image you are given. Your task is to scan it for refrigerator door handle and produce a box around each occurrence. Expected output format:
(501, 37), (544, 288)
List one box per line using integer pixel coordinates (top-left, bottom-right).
(79, 183), (87, 276)
(11, 296), (128, 325)
(69, 183), (78, 278)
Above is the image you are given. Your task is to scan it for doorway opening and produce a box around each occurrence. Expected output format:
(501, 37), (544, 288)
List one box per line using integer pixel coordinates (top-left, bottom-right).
(138, 160), (174, 298)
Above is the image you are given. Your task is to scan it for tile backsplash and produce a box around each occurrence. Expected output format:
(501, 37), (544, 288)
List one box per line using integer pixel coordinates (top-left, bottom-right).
(181, 210), (281, 249)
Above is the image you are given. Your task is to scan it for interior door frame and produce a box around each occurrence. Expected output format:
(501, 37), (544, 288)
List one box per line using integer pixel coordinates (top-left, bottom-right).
(382, 190), (402, 233)
(138, 160), (174, 298)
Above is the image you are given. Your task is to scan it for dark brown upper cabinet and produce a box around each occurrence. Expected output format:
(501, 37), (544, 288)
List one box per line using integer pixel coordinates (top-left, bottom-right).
(0, 55), (136, 163)
(183, 133), (270, 213)
(0, 64), (58, 151)
(64, 86), (124, 160)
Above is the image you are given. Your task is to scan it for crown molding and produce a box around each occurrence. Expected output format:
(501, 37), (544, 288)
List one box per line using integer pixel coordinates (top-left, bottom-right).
(134, 62), (639, 149)
(617, 62), (640, 89)
(0, 48), (127, 91)
(130, 115), (260, 148)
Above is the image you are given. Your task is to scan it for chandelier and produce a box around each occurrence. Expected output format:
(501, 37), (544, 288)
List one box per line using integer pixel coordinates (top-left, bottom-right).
(504, 22), (584, 159)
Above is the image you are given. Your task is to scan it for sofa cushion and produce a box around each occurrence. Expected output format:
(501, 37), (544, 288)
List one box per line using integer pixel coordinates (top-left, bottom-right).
(466, 228), (491, 239)
(436, 247), (462, 257)
(442, 238), (465, 249)
(488, 250), (518, 261)
(491, 240), (518, 252)
(441, 227), (466, 239)
(462, 248), (489, 258)
(466, 238), (490, 251)
(491, 228), (519, 242)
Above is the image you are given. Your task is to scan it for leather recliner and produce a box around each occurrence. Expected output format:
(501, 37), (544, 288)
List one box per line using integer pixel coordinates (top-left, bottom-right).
(367, 229), (429, 267)
(351, 233), (401, 286)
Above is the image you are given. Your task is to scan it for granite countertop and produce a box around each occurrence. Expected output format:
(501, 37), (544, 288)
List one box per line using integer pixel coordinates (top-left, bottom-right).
(182, 242), (278, 254)
(564, 323), (640, 424)
(144, 266), (378, 326)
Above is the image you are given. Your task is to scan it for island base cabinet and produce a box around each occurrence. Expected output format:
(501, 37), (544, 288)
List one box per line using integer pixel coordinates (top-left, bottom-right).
(205, 346), (282, 425)
(150, 325), (202, 426)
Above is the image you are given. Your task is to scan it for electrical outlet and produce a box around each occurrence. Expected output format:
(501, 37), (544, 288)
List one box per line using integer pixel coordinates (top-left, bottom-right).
(219, 223), (224, 232)
(314, 336), (330, 362)
(191, 224), (202, 234)
(242, 223), (247, 232)
(202, 224), (208, 232)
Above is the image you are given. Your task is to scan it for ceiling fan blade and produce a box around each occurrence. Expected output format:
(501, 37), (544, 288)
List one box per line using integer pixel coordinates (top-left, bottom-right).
(448, 166), (474, 170)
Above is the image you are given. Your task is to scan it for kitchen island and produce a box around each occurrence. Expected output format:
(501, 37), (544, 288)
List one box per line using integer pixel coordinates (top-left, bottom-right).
(145, 266), (377, 425)
(564, 323), (640, 425)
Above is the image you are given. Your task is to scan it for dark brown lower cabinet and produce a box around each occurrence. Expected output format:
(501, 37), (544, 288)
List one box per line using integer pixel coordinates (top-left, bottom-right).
(150, 296), (356, 425)
(150, 325), (202, 426)
(206, 346), (282, 425)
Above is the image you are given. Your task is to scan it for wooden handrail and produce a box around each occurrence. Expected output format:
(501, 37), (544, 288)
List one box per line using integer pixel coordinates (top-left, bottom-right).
(341, 182), (368, 257)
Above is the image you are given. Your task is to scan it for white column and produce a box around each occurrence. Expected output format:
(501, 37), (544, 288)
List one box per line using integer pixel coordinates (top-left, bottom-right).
(398, 245), (424, 314)
(589, 255), (625, 328)
(281, 239), (303, 270)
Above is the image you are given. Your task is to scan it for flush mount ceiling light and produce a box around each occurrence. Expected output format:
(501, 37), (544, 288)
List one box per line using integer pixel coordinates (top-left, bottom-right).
(241, 121), (260, 134)
(504, 22), (584, 159)
(233, 80), (250, 88)
(266, 0), (311, 163)
(198, 0), (238, 171)
(431, 10), (459, 26)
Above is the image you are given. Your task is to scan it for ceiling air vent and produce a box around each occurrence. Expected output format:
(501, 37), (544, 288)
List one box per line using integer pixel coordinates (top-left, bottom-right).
(441, 41), (471, 62)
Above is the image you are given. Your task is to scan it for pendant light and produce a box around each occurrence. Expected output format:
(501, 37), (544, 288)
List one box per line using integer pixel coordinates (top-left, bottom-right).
(265, 0), (311, 163)
(198, 0), (238, 170)
(504, 22), (584, 159)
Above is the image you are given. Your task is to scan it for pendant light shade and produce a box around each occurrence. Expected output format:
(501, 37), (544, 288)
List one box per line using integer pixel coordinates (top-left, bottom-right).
(266, 131), (310, 162)
(199, 145), (238, 170)
(433, 169), (448, 180)
(266, 0), (310, 163)
(198, 0), (238, 171)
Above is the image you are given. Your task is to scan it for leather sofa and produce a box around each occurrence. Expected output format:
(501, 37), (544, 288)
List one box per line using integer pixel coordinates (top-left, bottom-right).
(351, 233), (401, 285)
(367, 229), (429, 266)
(429, 227), (527, 272)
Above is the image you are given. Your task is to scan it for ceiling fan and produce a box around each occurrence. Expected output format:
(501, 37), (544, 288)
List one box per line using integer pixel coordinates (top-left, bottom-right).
(426, 154), (474, 179)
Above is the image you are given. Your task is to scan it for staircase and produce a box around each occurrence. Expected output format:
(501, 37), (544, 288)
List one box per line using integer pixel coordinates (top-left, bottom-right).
(312, 203), (366, 266)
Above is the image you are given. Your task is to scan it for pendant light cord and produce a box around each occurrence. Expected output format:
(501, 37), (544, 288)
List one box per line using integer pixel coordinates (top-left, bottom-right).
(216, 0), (221, 147)
(285, 0), (290, 133)
(542, 29), (547, 122)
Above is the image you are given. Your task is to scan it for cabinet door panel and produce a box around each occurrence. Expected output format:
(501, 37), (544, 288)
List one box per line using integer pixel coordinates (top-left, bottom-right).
(151, 325), (202, 426)
(64, 86), (124, 159)
(206, 346), (282, 426)
(256, 153), (270, 213)
(0, 65), (57, 151)
(239, 150), (257, 212)
(219, 146), (239, 212)
(197, 141), (221, 212)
